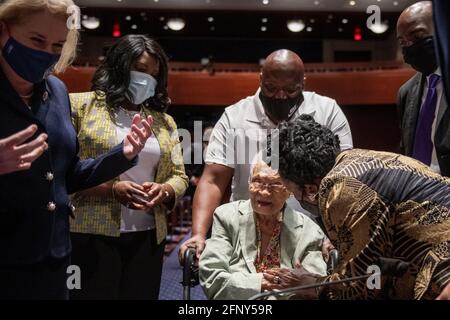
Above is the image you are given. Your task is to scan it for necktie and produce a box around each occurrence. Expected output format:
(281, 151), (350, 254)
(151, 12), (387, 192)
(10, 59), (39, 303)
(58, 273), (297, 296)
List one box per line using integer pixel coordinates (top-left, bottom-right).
(412, 74), (440, 165)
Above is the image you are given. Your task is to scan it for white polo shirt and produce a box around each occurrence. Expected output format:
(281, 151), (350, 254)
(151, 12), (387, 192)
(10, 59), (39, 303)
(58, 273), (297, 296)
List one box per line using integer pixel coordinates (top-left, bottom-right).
(205, 88), (353, 210)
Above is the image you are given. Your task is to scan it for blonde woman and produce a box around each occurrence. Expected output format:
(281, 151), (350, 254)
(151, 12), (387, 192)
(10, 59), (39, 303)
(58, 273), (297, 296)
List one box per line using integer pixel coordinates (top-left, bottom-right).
(0, 0), (152, 299)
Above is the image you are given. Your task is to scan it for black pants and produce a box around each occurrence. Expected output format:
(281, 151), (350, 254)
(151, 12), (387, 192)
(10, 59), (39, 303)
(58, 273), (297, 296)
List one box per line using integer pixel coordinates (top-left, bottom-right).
(0, 255), (70, 300)
(70, 230), (165, 300)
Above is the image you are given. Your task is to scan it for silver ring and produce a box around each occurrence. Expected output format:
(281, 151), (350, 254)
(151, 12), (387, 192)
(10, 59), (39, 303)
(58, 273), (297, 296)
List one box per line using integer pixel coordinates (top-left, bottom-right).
(274, 276), (280, 284)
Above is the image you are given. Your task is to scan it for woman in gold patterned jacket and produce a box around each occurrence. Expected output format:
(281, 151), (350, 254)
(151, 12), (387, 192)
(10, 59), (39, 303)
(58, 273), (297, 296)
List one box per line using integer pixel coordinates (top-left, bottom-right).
(69, 35), (188, 300)
(276, 114), (450, 300)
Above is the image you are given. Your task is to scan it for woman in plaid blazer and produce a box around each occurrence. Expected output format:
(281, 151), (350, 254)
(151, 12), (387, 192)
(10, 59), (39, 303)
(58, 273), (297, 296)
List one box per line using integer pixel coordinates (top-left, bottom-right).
(69, 35), (188, 300)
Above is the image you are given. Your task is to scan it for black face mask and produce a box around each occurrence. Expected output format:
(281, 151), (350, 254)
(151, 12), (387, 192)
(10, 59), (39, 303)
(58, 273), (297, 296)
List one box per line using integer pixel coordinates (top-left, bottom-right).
(259, 91), (303, 124)
(402, 36), (438, 76)
(300, 200), (320, 217)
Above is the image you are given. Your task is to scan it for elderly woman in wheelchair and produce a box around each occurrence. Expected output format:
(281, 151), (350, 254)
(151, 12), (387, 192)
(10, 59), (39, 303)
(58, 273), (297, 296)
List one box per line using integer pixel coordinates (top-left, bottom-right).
(199, 161), (328, 300)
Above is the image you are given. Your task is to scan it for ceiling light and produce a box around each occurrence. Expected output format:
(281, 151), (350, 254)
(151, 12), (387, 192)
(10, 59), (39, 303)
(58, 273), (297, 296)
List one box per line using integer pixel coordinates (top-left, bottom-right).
(349, 1), (356, 6)
(81, 16), (100, 30)
(131, 24), (137, 30)
(167, 18), (186, 31)
(314, 1), (320, 5)
(287, 19), (305, 33)
(393, 1), (399, 5)
(306, 27), (313, 32)
(342, 18), (349, 24)
(261, 26), (267, 32)
(262, 0), (269, 5)
(368, 21), (389, 34)
(125, 16), (131, 21)
(208, 17), (214, 22)
(262, 18), (268, 23)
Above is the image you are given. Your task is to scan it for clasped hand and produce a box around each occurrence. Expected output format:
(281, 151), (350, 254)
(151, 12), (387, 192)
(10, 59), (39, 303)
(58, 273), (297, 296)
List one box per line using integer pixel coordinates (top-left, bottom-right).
(261, 265), (322, 299)
(113, 181), (168, 210)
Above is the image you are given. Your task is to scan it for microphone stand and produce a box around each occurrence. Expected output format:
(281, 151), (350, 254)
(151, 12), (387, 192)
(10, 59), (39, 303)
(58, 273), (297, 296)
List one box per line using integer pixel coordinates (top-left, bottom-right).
(249, 273), (380, 300)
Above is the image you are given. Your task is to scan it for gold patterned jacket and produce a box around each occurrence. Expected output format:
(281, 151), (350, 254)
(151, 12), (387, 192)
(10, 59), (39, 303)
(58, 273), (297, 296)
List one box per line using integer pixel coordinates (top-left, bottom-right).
(319, 149), (450, 299)
(69, 91), (188, 244)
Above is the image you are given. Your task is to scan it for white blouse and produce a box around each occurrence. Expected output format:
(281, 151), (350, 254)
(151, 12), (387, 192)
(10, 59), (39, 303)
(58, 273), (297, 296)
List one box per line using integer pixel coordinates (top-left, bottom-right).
(114, 108), (161, 233)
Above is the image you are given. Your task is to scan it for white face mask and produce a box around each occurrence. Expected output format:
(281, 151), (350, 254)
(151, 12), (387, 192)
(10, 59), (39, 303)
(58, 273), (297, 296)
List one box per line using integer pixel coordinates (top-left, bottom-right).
(127, 71), (158, 105)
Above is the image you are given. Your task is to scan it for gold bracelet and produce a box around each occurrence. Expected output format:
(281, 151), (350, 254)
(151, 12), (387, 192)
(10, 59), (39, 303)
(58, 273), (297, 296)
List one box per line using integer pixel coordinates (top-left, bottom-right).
(162, 183), (170, 202)
(112, 180), (119, 200)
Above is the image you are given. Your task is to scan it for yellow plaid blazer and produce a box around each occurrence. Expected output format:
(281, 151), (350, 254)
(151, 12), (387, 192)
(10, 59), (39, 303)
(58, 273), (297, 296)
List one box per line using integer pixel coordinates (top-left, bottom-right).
(69, 91), (188, 244)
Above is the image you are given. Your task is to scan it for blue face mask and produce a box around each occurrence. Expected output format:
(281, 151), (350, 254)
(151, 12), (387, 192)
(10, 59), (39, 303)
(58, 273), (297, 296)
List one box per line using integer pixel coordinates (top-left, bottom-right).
(1, 36), (60, 83)
(127, 71), (158, 105)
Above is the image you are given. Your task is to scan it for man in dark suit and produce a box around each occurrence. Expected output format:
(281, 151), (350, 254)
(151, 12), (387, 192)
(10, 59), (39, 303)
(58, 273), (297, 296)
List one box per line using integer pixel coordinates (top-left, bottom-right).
(397, 1), (450, 176)
(433, 0), (450, 104)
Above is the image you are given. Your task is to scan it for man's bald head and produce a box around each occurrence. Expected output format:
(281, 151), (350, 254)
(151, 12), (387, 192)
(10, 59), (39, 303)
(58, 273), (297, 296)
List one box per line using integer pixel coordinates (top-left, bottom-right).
(259, 49), (305, 124)
(260, 49), (305, 98)
(262, 49), (305, 79)
(397, 1), (433, 47)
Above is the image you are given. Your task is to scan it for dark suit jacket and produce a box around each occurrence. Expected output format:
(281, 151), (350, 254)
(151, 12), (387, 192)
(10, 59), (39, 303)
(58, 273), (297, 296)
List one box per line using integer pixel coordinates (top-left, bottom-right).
(397, 72), (450, 176)
(0, 70), (136, 265)
(434, 0), (450, 106)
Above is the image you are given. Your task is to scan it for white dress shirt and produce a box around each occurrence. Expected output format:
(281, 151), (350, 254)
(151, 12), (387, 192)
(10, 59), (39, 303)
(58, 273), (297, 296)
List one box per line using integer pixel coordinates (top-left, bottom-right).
(205, 88), (353, 214)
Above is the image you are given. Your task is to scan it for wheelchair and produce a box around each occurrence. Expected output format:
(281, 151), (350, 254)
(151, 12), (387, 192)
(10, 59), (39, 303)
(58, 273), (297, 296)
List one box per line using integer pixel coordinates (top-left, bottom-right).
(181, 247), (339, 300)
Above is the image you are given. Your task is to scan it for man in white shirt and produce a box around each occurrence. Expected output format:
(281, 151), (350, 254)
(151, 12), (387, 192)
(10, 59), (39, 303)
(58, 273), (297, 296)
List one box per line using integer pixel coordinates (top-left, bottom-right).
(397, 1), (449, 176)
(179, 49), (353, 261)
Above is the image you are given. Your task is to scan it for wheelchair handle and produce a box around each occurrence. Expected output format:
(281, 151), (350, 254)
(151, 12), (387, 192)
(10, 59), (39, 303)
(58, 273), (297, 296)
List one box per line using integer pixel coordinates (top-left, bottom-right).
(329, 249), (339, 271)
(182, 247), (196, 286)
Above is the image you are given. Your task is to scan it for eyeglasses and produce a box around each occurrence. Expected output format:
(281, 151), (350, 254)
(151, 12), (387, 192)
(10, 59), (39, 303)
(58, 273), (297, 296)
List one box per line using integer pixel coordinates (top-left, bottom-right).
(250, 181), (287, 193)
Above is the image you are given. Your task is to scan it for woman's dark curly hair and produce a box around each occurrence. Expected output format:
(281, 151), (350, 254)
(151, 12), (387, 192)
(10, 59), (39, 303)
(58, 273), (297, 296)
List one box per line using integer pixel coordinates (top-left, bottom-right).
(92, 35), (170, 112)
(277, 114), (341, 187)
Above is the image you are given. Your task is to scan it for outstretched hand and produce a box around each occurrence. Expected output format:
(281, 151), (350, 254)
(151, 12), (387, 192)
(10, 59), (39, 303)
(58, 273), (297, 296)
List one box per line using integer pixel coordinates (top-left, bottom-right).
(0, 125), (48, 175)
(123, 114), (153, 161)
